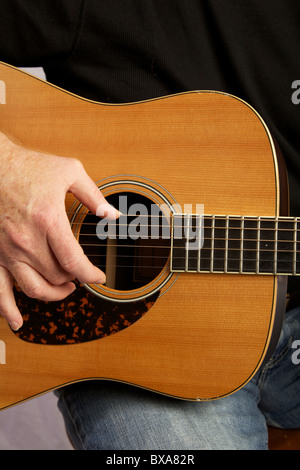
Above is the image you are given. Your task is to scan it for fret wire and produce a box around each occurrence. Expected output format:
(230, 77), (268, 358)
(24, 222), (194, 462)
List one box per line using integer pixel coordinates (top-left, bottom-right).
(170, 213), (174, 272)
(197, 234), (200, 272)
(294, 217), (297, 275)
(210, 216), (215, 273)
(256, 217), (261, 274)
(185, 214), (190, 272)
(224, 216), (229, 273)
(274, 218), (278, 274)
(240, 216), (244, 273)
(197, 216), (201, 273)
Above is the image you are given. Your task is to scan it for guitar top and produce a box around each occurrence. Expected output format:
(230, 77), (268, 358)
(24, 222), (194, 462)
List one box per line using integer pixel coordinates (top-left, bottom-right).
(0, 62), (291, 408)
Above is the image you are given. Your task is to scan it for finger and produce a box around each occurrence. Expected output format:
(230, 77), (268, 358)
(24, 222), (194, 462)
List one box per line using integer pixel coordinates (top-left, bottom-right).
(3, 218), (76, 287)
(68, 161), (120, 219)
(0, 265), (23, 331)
(23, 244), (76, 286)
(47, 212), (106, 284)
(10, 261), (76, 302)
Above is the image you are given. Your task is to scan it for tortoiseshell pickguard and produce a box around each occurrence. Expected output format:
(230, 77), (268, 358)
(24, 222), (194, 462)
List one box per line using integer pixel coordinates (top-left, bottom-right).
(13, 282), (159, 345)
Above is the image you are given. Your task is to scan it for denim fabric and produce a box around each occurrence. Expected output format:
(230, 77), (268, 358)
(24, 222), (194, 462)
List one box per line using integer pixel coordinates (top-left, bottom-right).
(257, 305), (300, 429)
(55, 306), (300, 450)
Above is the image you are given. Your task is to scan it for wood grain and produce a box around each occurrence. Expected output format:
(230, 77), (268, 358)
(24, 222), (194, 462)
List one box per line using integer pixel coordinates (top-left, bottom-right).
(0, 62), (283, 409)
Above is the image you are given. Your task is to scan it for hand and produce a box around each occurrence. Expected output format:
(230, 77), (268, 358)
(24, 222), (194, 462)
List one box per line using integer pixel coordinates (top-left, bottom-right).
(0, 133), (119, 331)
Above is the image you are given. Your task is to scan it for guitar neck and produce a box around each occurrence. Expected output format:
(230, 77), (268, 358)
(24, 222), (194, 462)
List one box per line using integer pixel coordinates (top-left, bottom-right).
(171, 214), (300, 276)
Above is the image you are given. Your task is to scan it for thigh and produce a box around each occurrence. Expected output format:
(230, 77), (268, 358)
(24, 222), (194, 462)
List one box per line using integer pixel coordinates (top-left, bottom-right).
(55, 379), (268, 450)
(257, 306), (300, 429)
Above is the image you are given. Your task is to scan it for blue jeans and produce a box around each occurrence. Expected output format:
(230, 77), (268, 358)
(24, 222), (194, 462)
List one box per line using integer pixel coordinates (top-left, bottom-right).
(55, 306), (300, 450)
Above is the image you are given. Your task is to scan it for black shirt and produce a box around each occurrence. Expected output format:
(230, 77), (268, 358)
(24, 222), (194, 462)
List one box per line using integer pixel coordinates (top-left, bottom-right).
(1, 0), (300, 290)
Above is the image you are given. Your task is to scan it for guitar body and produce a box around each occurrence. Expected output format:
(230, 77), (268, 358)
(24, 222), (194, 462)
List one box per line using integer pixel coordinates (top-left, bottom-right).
(0, 62), (287, 408)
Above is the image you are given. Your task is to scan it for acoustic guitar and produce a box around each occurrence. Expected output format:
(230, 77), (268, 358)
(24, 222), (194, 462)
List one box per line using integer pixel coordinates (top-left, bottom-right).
(0, 62), (297, 409)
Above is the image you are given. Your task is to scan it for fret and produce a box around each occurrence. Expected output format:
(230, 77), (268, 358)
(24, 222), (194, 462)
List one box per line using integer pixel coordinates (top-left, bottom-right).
(197, 228), (200, 273)
(197, 217), (201, 273)
(277, 219), (294, 274)
(240, 216), (244, 273)
(293, 218), (297, 275)
(274, 218), (278, 274)
(227, 216), (242, 273)
(199, 216), (212, 272)
(187, 215), (202, 272)
(171, 214), (185, 271)
(213, 216), (226, 272)
(256, 217), (261, 274)
(210, 216), (215, 272)
(185, 214), (190, 272)
(259, 218), (275, 274)
(242, 217), (258, 273)
(171, 214), (203, 272)
(297, 220), (300, 275)
(224, 216), (229, 273)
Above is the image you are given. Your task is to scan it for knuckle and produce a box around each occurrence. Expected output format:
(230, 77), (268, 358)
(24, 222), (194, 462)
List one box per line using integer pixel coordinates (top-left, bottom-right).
(0, 270), (12, 295)
(69, 158), (84, 174)
(30, 205), (58, 230)
(2, 218), (32, 252)
(60, 255), (82, 273)
(23, 283), (44, 299)
(48, 272), (74, 286)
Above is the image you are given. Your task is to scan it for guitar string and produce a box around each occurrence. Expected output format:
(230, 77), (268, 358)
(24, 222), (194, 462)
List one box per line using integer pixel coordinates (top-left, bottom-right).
(71, 225), (300, 237)
(69, 218), (300, 230)
(67, 213), (300, 231)
(67, 210), (300, 220)
(79, 241), (300, 253)
(73, 212), (299, 232)
(80, 244), (299, 267)
(83, 256), (299, 268)
(80, 245), (300, 254)
(82, 260), (299, 270)
(78, 234), (298, 245)
(67, 211), (300, 219)
(86, 254), (299, 270)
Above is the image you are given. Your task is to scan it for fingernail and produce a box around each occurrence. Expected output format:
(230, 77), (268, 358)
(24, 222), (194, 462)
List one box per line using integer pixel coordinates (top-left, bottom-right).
(96, 203), (121, 219)
(96, 274), (106, 284)
(10, 321), (21, 331)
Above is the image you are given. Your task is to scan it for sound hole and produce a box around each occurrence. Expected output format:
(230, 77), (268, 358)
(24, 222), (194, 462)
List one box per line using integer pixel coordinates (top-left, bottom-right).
(79, 192), (171, 291)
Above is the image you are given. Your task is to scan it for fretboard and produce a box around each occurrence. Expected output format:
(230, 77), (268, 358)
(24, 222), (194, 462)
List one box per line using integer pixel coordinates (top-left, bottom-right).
(171, 215), (300, 275)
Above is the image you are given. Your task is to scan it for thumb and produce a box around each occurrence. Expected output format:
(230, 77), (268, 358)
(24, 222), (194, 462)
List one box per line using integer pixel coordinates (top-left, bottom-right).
(0, 266), (23, 331)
